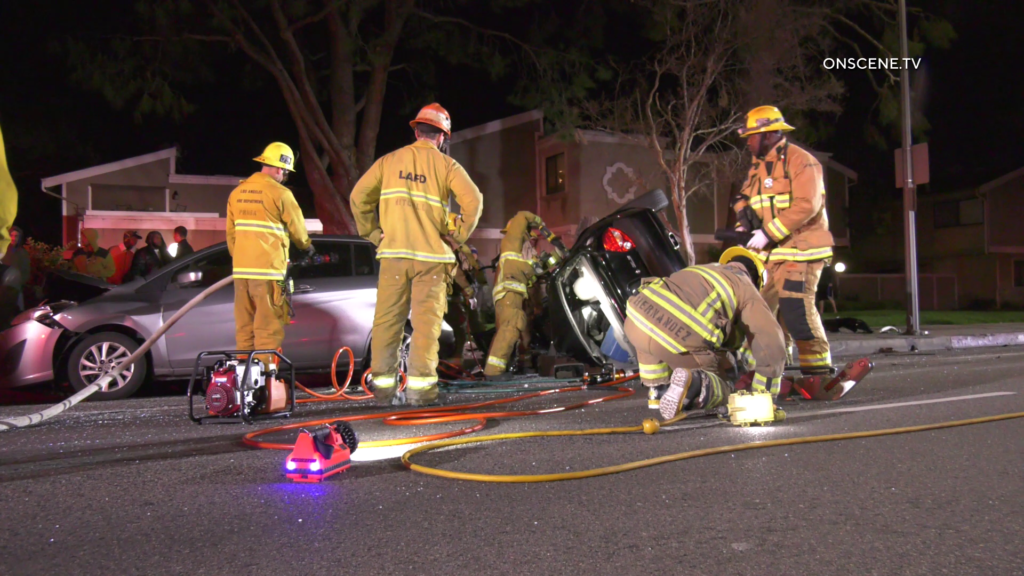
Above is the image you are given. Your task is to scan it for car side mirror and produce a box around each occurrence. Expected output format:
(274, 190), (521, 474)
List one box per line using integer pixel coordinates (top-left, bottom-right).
(175, 269), (203, 285)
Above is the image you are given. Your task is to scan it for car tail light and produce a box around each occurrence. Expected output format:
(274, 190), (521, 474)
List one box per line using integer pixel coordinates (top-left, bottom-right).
(602, 228), (635, 253)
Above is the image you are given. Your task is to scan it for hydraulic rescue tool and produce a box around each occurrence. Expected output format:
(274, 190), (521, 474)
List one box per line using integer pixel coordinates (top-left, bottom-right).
(187, 350), (295, 424)
(792, 357), (874, 401)
(285, 421), (359, 482)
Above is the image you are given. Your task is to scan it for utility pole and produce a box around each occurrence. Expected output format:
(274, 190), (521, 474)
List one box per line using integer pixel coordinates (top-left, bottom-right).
(898, 0), (920, 335)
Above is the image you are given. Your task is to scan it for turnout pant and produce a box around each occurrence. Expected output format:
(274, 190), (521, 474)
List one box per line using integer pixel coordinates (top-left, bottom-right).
(484, 293), (528, 376)
(443, 292), (469, 364)
(761, 259), (831, 375)
(624, 318), (732, 410)
(370, 259), (451, 391)
(234, 278), (288, 367)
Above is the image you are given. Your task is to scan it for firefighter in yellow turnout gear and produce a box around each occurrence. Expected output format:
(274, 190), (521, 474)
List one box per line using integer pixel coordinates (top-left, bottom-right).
(734, 106), (834, 377)
(483, 211), (549, 379)
(227, 142), (312, 368)
(623, 247), (788, 420)
(351, 103), (483, 406)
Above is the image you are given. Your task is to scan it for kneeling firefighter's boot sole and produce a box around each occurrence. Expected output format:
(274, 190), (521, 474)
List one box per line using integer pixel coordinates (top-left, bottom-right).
(406, 385), (440, 407)
(659, 368), (703, 420)
(648, 384), (670, 409)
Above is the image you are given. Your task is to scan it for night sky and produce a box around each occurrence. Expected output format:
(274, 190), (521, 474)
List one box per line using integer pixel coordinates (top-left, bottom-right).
(2, 1), (1021, 252)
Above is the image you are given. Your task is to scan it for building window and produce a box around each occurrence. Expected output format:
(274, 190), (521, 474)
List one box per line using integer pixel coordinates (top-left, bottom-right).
(545, 153), (566, 196)
(934, 198), (984, 228)
(1015, 260), (1024, 288)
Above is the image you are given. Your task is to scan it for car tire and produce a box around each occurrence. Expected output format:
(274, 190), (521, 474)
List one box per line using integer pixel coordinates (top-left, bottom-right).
(67, 332), (148, 400)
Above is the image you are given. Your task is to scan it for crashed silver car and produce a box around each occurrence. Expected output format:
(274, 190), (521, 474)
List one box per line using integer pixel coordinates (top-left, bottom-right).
(0, 236), (452, 400)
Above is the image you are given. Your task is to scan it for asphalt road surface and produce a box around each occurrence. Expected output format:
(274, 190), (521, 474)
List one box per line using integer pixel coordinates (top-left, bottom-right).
(1, 348), (1022, 575)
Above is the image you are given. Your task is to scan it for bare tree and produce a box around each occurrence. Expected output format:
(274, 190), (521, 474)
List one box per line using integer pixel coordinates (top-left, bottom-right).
(574, 0), (853, 264)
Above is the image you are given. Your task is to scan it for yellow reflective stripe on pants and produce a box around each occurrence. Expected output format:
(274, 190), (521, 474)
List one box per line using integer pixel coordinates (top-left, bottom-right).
(380, 189), (445, 208)
(407, 375), (438, 389)
(639, 362), (670, 380)
(375, 374), (398, 388)
(626, 304), (687, 354)
(752, 372), (782, 395)
(768, 247), (834, 262)
(233, 267), (286, 280)
(377, 249), (456, 263)
(799, 351), (832, 367)
(486, 356), (507, 369)
(643, 281), (722, 346)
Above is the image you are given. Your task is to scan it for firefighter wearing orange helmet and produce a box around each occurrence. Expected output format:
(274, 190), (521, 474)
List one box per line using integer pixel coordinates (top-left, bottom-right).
(227, 142), (313, 369)
(733, 106), (834, 381)
(351, 103), (483, 406)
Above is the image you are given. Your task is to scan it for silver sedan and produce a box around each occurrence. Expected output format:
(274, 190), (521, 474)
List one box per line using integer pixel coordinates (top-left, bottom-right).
(0, 236), (451, 399)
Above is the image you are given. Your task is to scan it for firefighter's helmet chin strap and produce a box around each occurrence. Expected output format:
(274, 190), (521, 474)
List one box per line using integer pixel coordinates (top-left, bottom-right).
(439, 135), (450, 156)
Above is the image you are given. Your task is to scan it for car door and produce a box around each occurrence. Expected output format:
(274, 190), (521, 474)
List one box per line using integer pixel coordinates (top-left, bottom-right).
(161, 248), (237, 370)
(282, 239), (378, 370)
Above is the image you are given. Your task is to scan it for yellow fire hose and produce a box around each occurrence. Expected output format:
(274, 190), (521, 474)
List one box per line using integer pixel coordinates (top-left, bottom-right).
(402, 410), (1024, 483)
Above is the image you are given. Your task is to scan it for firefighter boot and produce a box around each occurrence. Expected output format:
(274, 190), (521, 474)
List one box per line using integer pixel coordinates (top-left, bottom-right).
(406, 383), (440, 407)
(659, 368), (704, 420)
(370, 374), (401, 407)
(648, 384), (670, 409)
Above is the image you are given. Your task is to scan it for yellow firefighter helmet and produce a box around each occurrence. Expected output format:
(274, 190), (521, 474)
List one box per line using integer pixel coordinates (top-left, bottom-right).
(737, 106), (795, 138)
(720, 246), (767, 289)
(254, 142), (297, 172)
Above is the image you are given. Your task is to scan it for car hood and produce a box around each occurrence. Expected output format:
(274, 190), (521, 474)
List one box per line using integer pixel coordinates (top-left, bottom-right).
(43, 270), (112, 305)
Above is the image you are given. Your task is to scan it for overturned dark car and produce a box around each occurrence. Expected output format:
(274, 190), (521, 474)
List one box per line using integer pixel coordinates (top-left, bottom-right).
(544, 189), (687, 367)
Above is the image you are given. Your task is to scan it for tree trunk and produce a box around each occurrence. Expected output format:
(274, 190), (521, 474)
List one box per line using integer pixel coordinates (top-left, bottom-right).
(298, 138), (355, 235)
(676, 192), (697, 267)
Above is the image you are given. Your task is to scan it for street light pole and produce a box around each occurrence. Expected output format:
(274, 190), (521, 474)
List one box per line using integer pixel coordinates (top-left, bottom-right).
(898, 0), (921, 335)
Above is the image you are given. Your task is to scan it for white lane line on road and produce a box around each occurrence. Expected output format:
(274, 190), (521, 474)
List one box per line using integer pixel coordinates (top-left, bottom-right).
(661, 391), (1017, 432)
(793, 391), (1017, 419)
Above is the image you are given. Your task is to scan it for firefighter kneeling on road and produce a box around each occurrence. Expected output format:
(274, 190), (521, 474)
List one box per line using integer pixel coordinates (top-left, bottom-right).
(734, 105), (834, 383)
(484, 211), (558, 380)
(227, 142), (313, 370)
(624, 247), (787, 420)
(351, 103), (483, 406)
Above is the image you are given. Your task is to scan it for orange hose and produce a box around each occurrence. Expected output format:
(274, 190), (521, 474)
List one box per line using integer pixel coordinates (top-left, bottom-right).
(242, 373), (638, 451)
(293, 346), (406, 403)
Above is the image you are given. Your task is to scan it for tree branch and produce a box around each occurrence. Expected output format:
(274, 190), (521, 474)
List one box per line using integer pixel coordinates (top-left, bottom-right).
(289, 0), (347, 32)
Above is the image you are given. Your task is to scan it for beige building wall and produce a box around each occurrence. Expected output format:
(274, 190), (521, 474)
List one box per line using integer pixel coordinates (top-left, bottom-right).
(450, 114), (542, 229)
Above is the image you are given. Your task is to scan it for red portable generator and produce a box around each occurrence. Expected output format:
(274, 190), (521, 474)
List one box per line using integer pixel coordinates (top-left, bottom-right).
(187, 350), (295, 424)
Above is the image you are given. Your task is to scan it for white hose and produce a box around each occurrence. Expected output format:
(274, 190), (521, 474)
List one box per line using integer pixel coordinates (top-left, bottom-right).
(0, 275), (235, 431)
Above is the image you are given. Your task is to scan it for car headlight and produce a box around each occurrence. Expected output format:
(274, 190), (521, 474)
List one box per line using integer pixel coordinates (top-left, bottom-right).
(9, 307), (64, 329)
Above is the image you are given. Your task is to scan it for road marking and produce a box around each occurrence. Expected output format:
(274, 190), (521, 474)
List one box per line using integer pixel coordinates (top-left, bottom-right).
(794, 391), (1017, 418)
(662, 391), (1018, 432)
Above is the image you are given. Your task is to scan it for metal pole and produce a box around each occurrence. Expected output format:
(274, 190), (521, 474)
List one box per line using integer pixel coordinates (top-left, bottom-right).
(898, 0), (920, 335)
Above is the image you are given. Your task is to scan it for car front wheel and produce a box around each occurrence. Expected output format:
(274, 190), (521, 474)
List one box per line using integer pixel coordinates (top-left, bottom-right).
(67, 332), (148, 400)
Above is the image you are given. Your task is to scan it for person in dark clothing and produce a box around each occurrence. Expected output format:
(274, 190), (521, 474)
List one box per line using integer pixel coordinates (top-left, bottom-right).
(0, 225), (30, 326)
(128, 231), (173, 280)
(173, 226), (194, 260)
